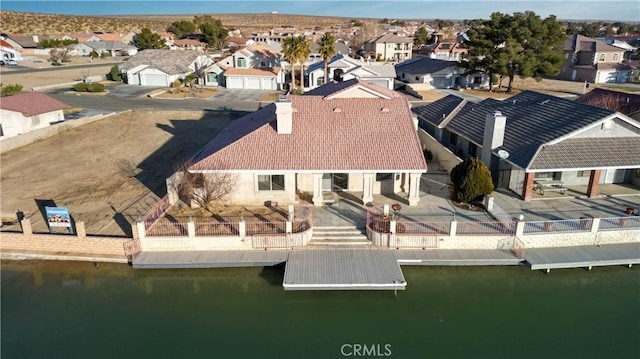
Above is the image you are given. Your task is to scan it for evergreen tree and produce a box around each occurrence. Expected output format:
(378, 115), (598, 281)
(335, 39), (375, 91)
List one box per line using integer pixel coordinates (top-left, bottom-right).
(413, 26), (431, 45)
(168, 20), (196, 39)
(137, 28), (165, 49)
(450, 158), (494, 203)
(199, 19), (228, 51)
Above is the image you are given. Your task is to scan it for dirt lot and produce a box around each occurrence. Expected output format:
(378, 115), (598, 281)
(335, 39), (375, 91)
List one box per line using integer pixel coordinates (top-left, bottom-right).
(1, 110), (232, 237)
(0, 63), (115, 90)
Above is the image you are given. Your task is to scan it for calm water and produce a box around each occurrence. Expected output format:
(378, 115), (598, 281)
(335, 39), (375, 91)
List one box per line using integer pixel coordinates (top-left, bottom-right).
(1, 260), (639, 359)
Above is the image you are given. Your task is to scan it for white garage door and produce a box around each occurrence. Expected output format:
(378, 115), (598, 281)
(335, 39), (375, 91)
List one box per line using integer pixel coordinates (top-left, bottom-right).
(261, 77), (275, 90)
(226, 77), (243, 89)
(246, 77), (260, 89)
(143, 74), (168, 87)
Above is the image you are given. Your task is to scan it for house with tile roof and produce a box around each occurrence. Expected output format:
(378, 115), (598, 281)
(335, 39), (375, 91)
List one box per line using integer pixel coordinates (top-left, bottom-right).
(305, 53), (396, 90)
(0, 92), (70, 139)
(173, 39), (208, 52)
(395, 57), (488, 89)
(413, 91), (640, 200)
(363, 33), (413, 62)
(169, 79), (428, 207)
(217, 44), (285, 90)
(74, 41), (138, 57)
(576, 88), (640, 121)
(1, 38), (21, 61)
(559, 34), (633, 83)
(119, 49), (222, 87)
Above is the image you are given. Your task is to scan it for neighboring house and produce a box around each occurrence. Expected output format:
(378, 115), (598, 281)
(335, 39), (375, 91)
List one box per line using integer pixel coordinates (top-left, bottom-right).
(173, 39), (207, 52)
(559, 34), (633, 83)
(0, 33), (39, 51)
(169, 79), (427, 207)
(74, 41), (138, 57)
(1, 39), (21, 61)
(0, 92), (69, 139)
(364, 33), (413, 62)
(217, 44), (284, 90)
(412, 91), (640, 201)
(576, 88), (640, 120)
(120, 49), (222, 87)
(305, 53), (396, 90)
(223, 67), (285, 90)
(395, 57), (488, 89)
(62, 32), (101, 43)
(306, 41), (350, 64)
(227, 36), (251, 50)
(419, 42), (468, 61)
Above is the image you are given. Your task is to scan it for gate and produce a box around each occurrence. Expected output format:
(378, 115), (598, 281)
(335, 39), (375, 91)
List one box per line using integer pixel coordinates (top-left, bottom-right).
(491, 169), (511, 189)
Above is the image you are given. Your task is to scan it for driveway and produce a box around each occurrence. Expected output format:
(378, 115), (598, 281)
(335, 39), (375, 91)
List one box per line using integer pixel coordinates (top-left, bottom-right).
(210, 88), (279, 102)
(435, 88), (486, 103)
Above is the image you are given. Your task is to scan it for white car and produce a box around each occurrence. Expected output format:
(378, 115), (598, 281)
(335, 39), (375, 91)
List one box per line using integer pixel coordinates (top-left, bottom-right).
(0, 59), (17, 66)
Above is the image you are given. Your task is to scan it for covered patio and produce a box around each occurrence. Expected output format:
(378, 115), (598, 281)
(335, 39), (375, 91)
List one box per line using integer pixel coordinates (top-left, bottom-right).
(530, 182), (640, 200)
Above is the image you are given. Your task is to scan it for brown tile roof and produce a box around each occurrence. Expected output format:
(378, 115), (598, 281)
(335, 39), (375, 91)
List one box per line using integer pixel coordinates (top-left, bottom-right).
(238, 44), (280, 59)
(224, 67), (281, 77)
(576, 88), (640, 116)
(0, 39), (14, 49)
(119, 49), (203, 75)
(529, 137), (640, 170)
(0, 92), (70, 116)
(174, 39), (206, 47)
(190, 86), (427, 172)
(95, 33), (123, 42)
(367, 33), (413, 44)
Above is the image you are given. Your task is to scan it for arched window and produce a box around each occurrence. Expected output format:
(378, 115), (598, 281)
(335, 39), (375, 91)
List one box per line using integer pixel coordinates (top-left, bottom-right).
(237, 57), (246, 67)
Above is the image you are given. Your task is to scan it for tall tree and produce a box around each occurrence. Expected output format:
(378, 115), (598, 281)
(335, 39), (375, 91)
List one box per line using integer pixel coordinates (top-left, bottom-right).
(295, 36), (311, 91)
(413, 26), (431, 46)
(464, 11), (565, 93)
(137, 28), (165, 49)
(199, 18), (228, 52)
(167, 20), (196, 39)
(282, 36), (298, 91)
(318, 32), (336, 85)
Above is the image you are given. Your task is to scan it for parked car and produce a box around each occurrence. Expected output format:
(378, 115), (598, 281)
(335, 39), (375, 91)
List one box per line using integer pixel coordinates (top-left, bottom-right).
(0, 59), (18, 66)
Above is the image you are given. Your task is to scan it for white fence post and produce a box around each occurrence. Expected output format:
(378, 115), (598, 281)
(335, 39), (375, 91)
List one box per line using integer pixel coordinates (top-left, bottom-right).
(286, 220), (292, 234)
(450, 220), (457, 237)
(239, 218), (246, 238)
(516, 220), (525, 238)
(590, 217), (601, 234)
(389, 219), (397, 234)
(136, 222), (146, 239)
(187, 219), (195, 239)
(383, 204), (390, 216)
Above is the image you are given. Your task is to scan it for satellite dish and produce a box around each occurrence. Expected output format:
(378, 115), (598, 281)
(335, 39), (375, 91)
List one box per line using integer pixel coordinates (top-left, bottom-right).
(497, 149), (510, 159)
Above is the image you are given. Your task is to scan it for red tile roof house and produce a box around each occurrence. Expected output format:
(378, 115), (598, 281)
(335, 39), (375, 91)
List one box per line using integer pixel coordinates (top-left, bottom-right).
(0, 92), (70, 139)
(167, 79), (428, 207)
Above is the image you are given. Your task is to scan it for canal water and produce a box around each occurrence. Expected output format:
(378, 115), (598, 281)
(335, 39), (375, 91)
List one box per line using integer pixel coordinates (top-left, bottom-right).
(2, 260), (639, 359)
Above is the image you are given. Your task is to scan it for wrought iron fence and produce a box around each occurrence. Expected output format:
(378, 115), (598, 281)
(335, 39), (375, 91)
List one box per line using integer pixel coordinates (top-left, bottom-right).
(399, 221), (451, 235)
(123, 239), (142, 261)
(523, 218), (593, 234)
(598, 216), (640, 231)
(141, 195), (170, 230)
(511, 236), (525, 259)
(456, 221), (515, 235)
(390, 234), (438, 249)
(194, 220), (239, 236)
(145, 221), (188, 237)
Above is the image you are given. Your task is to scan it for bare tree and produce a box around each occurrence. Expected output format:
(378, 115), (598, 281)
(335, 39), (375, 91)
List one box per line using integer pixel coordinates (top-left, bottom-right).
(49, 47), (70, 64)
(579, 92), (631, 113)
(170, 161), (237, 212)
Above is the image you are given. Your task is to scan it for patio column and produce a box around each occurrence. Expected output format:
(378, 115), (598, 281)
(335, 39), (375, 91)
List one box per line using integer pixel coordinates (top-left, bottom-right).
(408, 172), (422, 206)
(362, 173), (375, 205)
(522, 172), (535, 201)
(587, 170), (601, 198)
(312, 173), (323, 206)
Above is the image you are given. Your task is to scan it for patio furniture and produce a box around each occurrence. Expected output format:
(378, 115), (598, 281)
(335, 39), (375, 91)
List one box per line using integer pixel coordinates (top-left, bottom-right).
(534, 179), (567, 195)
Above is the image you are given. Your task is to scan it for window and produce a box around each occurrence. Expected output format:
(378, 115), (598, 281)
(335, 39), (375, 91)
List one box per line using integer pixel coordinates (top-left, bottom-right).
(449, 132), (458, 146)
(402, 73), (405, 79)
(236, 57), (246, 67)
(316, 78), (324, 86)
(257, 175), (285, 191)
(598, 54), (605, 62)
(415, 76), (420, 81)
(613, 53), (619, 62)
(468, 142), (477, 157)
(535, 172), (554, 179)
(577, 171), (590, 177)
(260, 61), (267, 67)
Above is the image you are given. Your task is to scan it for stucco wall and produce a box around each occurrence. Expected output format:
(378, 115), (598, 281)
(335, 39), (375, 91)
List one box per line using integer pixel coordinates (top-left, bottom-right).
(417, 128), (462, 173)
(572, 118), (640, 139)
(228, 172), (296, 205)
(0, 109), (64, 139)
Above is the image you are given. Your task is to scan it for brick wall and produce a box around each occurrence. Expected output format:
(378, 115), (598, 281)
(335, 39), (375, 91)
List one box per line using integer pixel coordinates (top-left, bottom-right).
(1, 231), (128, 258)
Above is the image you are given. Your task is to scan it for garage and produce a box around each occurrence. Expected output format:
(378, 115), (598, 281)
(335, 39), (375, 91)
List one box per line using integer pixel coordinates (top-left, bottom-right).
(245, 77), (261, 89)
(142, 73), (169, 87)
(261, 77), (275, 90)
(225, 77), (244, 89)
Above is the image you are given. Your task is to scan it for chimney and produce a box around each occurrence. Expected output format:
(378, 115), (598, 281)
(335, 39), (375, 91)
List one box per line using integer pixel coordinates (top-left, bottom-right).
(481, 111), (507, 165)
(275, 97), (293, 134)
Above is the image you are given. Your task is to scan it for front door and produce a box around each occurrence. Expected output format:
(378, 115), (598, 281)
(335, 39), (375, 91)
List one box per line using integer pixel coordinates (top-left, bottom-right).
(321, 173), (349, 192)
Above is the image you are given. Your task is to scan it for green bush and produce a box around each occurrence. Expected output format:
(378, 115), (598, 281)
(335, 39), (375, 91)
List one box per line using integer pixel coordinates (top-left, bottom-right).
(109, 65), (122, 82)
(74, 82), (88, 92)
(1, 83), (23, 96)
(450, 158), (494, 203)
(90, 50), (99, 58)
(51, 62), (62, 66)
(423, 148), (434, 161)
(171, 79), (182, 88)
(86, 83), (105, 92)
(100, 51), (111, 58)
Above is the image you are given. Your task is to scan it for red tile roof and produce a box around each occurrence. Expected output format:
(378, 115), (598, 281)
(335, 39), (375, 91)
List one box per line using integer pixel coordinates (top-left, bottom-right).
(190, 81), (427, 172)
(0, 92), (70, 116)
(0, 39), (14, 49)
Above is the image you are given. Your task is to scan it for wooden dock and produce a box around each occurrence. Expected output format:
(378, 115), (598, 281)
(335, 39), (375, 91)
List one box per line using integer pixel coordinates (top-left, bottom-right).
(525, 243), (640, 272)
(133, 250), (288, 269)
(283, 249), (406, 291)
(395, 249), (522, 266)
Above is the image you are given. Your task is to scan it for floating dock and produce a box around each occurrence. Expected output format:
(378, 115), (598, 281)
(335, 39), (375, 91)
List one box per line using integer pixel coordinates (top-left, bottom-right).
(525, 243), (640, 272)
(395, 249), (522, 266)
(283, 249), (406, 291)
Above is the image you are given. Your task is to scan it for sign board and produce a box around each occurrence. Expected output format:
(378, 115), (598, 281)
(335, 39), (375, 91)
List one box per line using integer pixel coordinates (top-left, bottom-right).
(45, 206), (72, 228)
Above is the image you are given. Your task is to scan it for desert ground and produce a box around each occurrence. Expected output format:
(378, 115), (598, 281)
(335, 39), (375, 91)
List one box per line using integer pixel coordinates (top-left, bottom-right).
(1, 110), (233, 237)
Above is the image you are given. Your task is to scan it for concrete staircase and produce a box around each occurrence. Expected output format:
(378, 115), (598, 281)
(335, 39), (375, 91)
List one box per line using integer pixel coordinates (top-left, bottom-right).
(308, 226), (371, 247)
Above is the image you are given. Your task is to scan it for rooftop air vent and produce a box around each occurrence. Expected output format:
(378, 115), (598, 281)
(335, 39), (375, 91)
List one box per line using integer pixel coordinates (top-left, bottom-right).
(540, 99), (550, 105)
(333, 107), (342, 112)
(381, 107), (390, 112)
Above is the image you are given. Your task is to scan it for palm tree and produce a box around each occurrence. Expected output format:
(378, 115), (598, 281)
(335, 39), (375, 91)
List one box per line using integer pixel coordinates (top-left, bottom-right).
(318, 32), (336, 85)
(282, 36), (298, 91)
(295, 35), (311, 91)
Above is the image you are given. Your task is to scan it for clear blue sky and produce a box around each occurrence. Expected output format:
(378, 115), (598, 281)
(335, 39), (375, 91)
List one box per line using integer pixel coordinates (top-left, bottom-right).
(1, 0), (639, 21)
